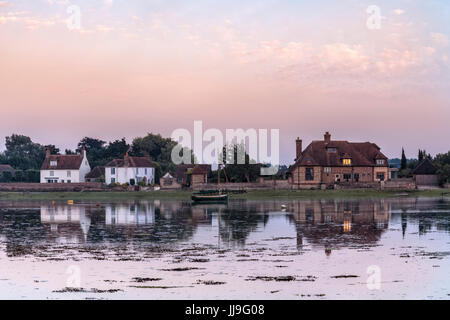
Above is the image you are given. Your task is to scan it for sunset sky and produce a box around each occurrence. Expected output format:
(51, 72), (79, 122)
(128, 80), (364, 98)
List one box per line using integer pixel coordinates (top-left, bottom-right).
(1, 0), (449, 164)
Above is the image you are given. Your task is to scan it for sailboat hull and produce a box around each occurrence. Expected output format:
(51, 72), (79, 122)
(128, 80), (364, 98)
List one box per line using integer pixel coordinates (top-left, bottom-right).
(191, 193), (228, 203)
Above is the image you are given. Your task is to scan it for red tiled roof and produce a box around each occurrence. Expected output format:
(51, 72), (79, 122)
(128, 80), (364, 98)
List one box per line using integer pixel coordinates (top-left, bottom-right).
(191, 164), (211, 175)
(41, 154), (84, 170)
(85, 166), (105, 179)
(176, 164), (195, 181)
(105, 156), (154, 168)
(291, 140), (388, 169)
(412, 158), (436, 175)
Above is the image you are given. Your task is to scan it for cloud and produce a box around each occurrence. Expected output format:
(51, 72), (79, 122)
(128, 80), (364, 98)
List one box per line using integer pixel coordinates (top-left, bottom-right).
(394, 9), (405, 15)
(430, 32), (448, 47)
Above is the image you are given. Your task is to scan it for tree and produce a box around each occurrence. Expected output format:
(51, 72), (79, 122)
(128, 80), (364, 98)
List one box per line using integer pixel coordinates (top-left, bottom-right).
(45, 144), (60, 155)
(401, 148), (407, 170)
(103, 138), (129, 163)
(0, 134), (46, 170)
(434, 151), (450, 185)
(131, 133), (194, 175)
(218, 142), (261, 183)
(76, 137), (107, 168)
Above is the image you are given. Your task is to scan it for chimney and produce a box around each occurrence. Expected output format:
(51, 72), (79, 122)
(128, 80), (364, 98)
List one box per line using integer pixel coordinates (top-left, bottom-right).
(324, 131), (331, 144)
(124, 152), (129, 166)
(296, 137), (302, 160)
(82, 146), (86, 158)
(45, 147), (51, 158)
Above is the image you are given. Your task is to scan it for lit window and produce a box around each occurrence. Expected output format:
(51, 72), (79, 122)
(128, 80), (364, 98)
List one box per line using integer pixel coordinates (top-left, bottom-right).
(50, 160), (57, 166)
(343, 158), (352, 165)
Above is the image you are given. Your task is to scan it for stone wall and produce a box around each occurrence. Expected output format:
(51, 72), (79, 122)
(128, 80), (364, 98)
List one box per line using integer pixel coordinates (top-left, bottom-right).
(0, 182), (105, 192)
(192, 179), (291, 191)
(384, 178), (416, 190)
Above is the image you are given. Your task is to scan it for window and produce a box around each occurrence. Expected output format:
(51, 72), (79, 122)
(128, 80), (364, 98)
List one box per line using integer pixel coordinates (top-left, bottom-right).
(61, 180), (65, 183)
(145, 168), (147, 175)
(354, 173), (359, 182)
(306, 157), (311, 163)
(327, 147), (337, 153)
(67, 180), (71, 183)
(343, 173), (351, 181)
(376, 159), (385, 165)
(50, 171), (54, 176)
(50, 160), (57, 166)
(343, 158), (352, 165)
(111, 168), (115, 174)
(305, 168), (314, 181)
(376, 173), (385, 181)
(67, 171), (71, 177)
(111, 178), (116, 184)
(324, 167), (331, 173)
(136, 168), (139, 175)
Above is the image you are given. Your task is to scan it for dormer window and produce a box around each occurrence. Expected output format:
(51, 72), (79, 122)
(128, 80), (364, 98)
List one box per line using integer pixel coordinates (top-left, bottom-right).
(50, 160), (57, 167)
(376, 159), (385, 165)
(327, 147), (337, 153)
(343, 158), (352, 165)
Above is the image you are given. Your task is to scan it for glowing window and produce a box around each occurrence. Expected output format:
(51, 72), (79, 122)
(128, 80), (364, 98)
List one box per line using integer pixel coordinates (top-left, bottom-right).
(343, 158), (352, 165)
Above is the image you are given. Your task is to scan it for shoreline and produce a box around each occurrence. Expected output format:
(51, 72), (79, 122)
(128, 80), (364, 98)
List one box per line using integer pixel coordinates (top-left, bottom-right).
(0, 189), (448, 201)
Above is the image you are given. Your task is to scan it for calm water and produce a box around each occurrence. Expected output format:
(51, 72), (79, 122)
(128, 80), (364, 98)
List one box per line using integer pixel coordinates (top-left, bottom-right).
(0, 197), (449, 299)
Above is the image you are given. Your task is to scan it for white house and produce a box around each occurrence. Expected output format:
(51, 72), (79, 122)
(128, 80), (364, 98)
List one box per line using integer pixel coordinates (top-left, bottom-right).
(105, 153), (155, 185)
(40, 148), (91, 183)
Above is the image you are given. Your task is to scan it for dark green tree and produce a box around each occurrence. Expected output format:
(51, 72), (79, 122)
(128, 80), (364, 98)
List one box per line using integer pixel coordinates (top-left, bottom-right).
(0, 134), (46, 170)
(401, 148), (407, 170)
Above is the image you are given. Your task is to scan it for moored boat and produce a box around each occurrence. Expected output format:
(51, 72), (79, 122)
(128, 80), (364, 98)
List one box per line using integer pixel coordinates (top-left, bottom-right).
(191, 192), (228, 203)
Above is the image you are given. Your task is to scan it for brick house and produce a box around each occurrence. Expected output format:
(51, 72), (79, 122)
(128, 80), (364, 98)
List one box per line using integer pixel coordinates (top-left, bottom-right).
(288, 132), (389, 189)
(175, 164), (211, 187)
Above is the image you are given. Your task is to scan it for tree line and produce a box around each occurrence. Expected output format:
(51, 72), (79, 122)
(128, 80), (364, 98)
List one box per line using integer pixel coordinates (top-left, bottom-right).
(0, 133), (182, 183)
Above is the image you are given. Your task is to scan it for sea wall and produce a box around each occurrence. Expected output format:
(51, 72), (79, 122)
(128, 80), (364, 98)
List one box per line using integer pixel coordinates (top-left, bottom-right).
(0, 182), (105, 192)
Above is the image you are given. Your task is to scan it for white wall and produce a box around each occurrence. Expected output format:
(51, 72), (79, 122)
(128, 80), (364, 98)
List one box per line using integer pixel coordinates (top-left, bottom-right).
(105, 166), (155, 185)
(40, 169), (81, 183)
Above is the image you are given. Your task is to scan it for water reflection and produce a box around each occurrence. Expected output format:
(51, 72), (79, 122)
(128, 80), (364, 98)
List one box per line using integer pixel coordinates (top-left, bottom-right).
(0, 198), (449, 258)
(290, 200), (389, 253)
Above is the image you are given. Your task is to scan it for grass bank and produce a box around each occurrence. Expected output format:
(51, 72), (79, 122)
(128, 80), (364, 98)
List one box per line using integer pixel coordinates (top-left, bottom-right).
(0, 189), (447, 201)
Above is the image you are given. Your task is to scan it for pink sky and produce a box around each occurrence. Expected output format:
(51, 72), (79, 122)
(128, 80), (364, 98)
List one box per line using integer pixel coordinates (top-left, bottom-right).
(1, 0), (449, 164)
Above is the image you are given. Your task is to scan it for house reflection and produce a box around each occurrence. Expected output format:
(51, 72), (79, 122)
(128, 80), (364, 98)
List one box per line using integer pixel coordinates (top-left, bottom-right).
(105, 202), (155, 226)
(40, 205), (91, 243)
(290, 199), (390, 254)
